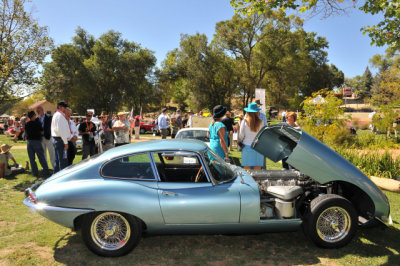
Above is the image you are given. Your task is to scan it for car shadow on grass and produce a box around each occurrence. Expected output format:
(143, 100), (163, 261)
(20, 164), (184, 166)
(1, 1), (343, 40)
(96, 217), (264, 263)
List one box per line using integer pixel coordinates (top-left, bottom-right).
(13, 174), (46, 192)
(51, 225), (400, 265)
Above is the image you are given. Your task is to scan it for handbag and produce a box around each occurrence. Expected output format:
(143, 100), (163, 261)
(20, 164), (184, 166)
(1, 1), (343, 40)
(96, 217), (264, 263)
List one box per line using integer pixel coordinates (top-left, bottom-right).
(237, 141), (245, 152)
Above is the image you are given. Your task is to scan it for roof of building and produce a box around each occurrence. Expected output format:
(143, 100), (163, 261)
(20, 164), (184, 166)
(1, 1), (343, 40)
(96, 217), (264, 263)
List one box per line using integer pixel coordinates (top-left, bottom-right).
(29, 100), (54, 109)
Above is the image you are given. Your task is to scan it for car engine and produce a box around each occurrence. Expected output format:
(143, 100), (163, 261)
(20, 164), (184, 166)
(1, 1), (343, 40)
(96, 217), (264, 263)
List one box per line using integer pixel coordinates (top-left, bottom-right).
(250, 170), (318, 219)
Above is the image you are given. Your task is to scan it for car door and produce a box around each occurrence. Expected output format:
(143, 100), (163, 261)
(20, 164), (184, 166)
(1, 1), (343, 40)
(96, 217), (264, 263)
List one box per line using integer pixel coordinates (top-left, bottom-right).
(153, 151), (240, 224)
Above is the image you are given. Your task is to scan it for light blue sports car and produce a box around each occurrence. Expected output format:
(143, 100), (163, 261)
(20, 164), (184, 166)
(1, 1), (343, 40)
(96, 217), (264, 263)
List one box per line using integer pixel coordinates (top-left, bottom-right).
(24, 124), (391, 257)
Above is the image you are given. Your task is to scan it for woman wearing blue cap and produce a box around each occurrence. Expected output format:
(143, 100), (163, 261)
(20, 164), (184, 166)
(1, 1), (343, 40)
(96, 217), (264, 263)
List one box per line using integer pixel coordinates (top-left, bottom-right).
(208, 105), (229, 160)
(239, 102), (264, 170)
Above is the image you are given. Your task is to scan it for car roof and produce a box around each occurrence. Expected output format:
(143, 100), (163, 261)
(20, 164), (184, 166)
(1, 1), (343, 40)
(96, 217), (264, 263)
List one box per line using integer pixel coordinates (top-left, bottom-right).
(102, 139), (208, 158)
(177, 127), (209, 131)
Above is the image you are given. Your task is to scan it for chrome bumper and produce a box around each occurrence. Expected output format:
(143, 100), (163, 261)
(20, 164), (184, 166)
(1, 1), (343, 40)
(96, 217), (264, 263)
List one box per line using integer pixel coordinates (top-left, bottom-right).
(23, 197), (93, 229)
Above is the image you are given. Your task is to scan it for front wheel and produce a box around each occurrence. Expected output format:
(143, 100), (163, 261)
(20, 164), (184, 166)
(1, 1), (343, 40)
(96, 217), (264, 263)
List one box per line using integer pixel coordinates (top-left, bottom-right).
(303, 194), (357, 248)
(81, 212), (142, 257)
(140, 128), (146, 134)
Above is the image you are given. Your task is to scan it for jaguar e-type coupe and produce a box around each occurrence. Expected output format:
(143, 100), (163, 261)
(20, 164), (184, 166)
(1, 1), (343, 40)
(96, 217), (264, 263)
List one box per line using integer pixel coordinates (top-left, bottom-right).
(24, 124), (391, 257)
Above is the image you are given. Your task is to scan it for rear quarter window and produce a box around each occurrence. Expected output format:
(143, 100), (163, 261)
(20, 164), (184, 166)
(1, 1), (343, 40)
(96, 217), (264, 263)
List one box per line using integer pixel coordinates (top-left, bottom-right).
(101, 153), (155, 180)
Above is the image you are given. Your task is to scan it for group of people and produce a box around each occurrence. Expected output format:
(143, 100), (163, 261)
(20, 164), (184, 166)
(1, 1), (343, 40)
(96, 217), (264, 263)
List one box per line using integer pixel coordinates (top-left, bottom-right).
(208, 99), (299, 170)
(0, 100), (140, 178)
(51, 103), (132, 173)
(1, 99), (300, 178)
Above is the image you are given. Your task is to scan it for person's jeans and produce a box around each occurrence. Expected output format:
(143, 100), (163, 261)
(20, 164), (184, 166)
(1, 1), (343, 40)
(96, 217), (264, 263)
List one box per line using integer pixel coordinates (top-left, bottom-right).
(82, 141), (96, 160)
(67, 141), (77, 166)
(27, 140), (49, 176)
(53, 137), (68, 173)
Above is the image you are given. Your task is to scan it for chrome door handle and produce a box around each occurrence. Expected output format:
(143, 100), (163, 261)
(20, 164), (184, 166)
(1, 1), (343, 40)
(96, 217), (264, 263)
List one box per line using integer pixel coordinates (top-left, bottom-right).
(162, 191), (177, 195)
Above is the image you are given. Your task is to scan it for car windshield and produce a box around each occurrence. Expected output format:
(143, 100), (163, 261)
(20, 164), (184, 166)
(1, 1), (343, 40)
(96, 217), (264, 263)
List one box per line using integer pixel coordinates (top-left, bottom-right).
(176, 130), (209, 142)
(203, 148), (235, 183)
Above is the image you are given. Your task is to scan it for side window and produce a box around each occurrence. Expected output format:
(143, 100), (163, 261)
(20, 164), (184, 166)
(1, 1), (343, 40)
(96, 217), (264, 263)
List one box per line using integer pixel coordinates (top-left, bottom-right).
(102, 153), (155, 180)
(152, 152), (208, 183)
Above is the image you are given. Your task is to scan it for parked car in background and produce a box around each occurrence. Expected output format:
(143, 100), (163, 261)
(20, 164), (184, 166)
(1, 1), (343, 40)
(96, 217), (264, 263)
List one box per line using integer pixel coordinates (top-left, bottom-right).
(24, 124), (391, 257)
(175, 128), (209, 146)
(343, 88), (353, 97)
(139, 120), (156, 134)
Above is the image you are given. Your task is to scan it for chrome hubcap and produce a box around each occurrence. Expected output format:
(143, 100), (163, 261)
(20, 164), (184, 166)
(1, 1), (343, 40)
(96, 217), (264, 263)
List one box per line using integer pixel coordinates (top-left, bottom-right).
(91, 212), (131, 250)
(316, 207), (351, 243)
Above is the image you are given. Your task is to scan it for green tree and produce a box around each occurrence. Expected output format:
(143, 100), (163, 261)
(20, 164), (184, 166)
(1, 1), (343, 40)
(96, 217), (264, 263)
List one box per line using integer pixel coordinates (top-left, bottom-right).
(0, 0), (53, 102)
(42, 28), (156, 114)
(371, 65), (400, 106)
(360, 66), (373, 97)
(214, 12), (271, 106)
(230, 0), (400, 50)
(300, 89), (352, 145)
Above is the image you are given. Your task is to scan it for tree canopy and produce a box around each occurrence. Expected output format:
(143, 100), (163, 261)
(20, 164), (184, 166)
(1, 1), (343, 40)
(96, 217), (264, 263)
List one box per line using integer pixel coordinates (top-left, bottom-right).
(41, 28), (156, 114)
(158, 12), (344, 110)
(0, 0), (53, 102)
(230, 0), (400, 50)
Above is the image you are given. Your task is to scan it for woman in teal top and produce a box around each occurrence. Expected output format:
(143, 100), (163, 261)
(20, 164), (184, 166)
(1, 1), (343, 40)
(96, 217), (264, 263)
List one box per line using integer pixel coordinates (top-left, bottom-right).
(208, 105), (229, 160)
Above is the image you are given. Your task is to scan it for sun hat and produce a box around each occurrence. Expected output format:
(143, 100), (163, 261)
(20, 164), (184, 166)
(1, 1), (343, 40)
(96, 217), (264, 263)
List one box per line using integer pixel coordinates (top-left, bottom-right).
(117, 111), (126, 116)
(161, 108), (168, 113)
(244, 102), (261, 113)
(212, 105), (227, 119)
(188, 109), (194, 114)
(0, 144), (12, 154)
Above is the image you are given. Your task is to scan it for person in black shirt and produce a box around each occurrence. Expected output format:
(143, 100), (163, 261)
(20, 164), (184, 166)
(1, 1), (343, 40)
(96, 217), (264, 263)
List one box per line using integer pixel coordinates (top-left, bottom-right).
(222, 111), (235, 150)
(79, 113), (97, 160)
(25, 111), (49, 177)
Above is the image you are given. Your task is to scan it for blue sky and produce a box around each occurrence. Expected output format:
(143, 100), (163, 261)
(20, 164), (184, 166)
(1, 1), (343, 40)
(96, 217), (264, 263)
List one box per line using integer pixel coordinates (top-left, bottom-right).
(27, 0), (387, 78)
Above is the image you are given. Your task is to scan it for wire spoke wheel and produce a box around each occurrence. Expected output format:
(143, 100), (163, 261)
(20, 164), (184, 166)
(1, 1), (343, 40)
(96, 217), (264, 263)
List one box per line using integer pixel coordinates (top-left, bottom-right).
(316, 206), (351, 243)
(90, 212), (131, 251)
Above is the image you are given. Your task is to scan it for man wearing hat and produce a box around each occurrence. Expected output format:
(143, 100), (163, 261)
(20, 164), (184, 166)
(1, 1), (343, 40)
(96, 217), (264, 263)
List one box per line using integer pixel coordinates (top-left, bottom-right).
(171, 109), (182, 138)
(0, 144), (27, 179)
(25, 111), (50, 177)
(99, 112), (114, 151)
(253, 98), (267, 126)
(157, 108), (169, 139)
(187, 110), (195, 128)
(113, 112), (130, 146)
(79, 112), (97, 159)
(51, 100), (70, 172)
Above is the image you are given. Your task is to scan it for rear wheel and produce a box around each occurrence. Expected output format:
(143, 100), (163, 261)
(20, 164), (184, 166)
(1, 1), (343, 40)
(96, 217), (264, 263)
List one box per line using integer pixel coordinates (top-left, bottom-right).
(140, 128), (146, 134)
(303, 194), (357, 248)
(81, 212), (142, 257)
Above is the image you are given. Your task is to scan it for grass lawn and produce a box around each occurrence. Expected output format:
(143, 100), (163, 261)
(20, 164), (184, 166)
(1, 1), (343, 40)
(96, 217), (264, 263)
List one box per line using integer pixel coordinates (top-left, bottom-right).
(1, 133), (29, 146)
(0, 135), (400, 265)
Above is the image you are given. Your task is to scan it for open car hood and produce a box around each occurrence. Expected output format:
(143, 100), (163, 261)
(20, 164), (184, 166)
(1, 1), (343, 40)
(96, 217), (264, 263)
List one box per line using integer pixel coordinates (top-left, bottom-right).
(251, 124), (389, 215)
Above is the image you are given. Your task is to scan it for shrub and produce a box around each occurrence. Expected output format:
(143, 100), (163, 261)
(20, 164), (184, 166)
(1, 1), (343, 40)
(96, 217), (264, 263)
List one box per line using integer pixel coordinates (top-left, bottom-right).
(336, 148), (400, 179)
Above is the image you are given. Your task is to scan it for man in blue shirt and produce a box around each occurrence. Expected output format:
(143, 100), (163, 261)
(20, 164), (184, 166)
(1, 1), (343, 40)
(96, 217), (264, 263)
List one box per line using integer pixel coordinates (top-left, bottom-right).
(254, 99), (267, 125)
(158, 108), (169, 139)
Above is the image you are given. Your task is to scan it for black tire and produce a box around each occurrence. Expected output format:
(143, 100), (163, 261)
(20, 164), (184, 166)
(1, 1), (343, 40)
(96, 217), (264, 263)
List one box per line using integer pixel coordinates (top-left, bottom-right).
(81, 212), (142, 257)
(140, 128), (146, 134)
(302, 194), (357, 248)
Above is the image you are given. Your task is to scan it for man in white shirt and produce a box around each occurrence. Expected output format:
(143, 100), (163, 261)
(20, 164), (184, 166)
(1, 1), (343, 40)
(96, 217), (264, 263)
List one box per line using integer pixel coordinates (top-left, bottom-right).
(51, 101), (70, 172)
(187, 110), (194, 128)
(65, 108), (79, 165)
